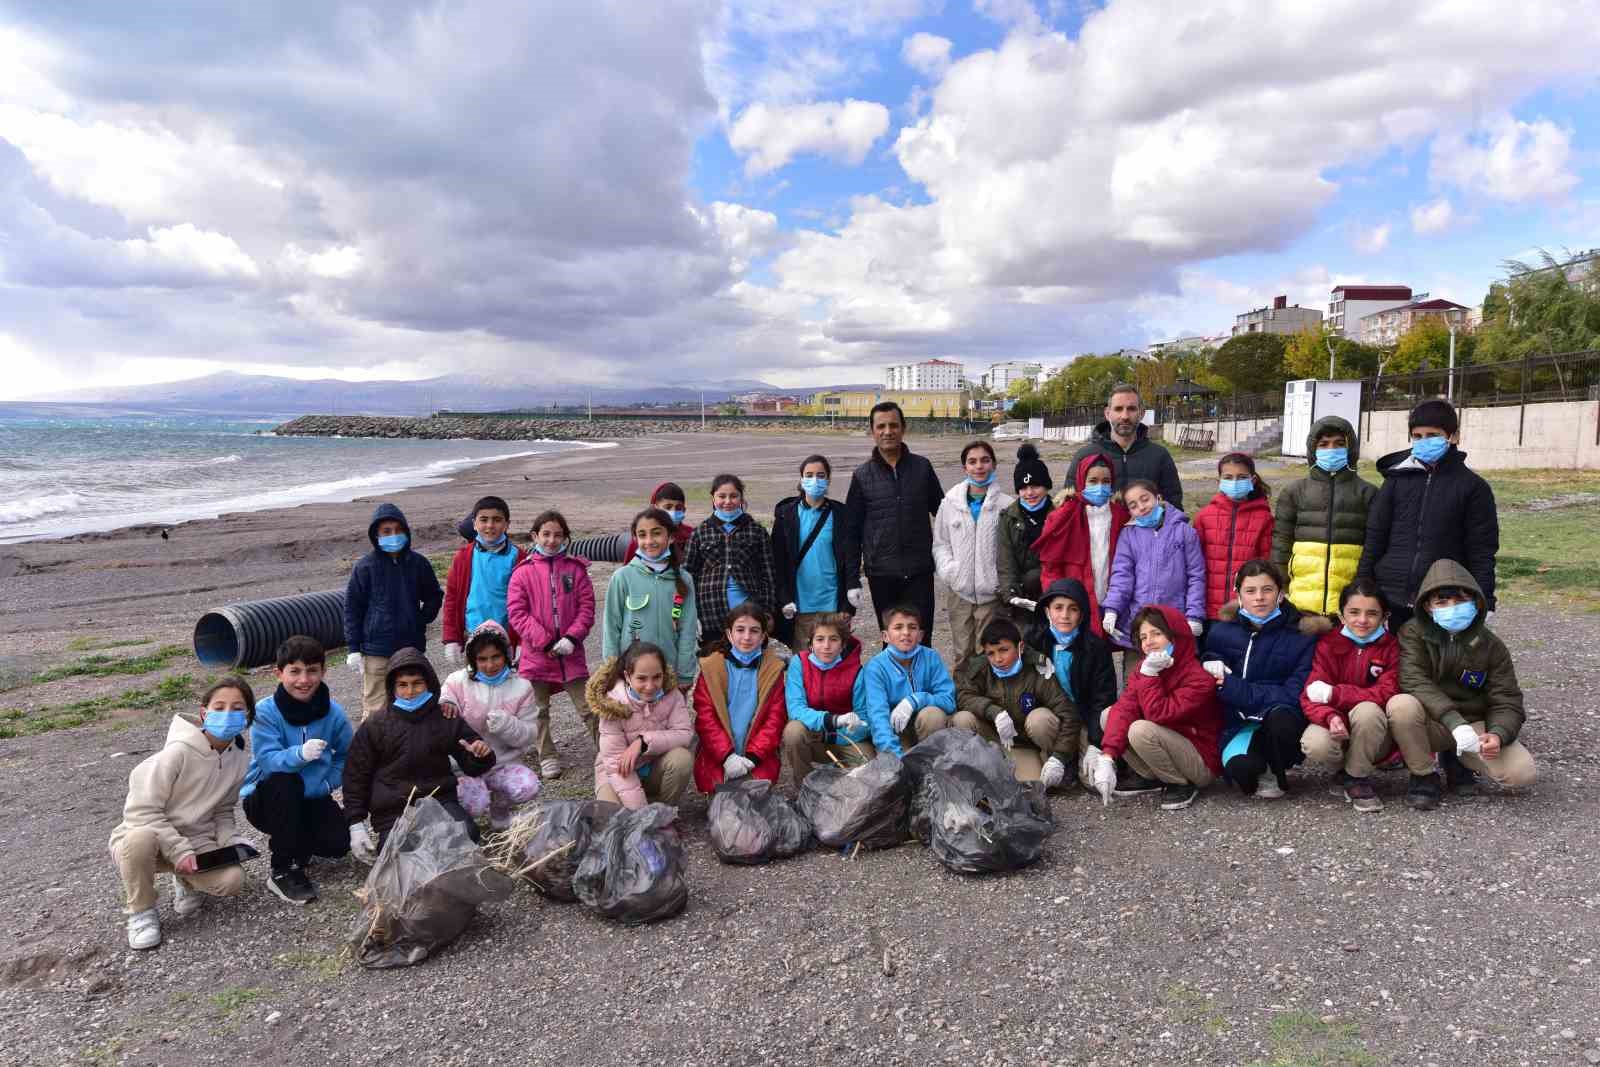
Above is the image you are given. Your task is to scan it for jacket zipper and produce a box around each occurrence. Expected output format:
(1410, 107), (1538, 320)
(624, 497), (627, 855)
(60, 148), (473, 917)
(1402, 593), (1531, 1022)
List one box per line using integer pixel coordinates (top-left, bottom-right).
(1321, 476), (1337, 612)
(1241, 632), (1256, 681)
(547, 558), (565, 681)
(1406, 467), (1436, 605)
(1224, 502), (1238, 598)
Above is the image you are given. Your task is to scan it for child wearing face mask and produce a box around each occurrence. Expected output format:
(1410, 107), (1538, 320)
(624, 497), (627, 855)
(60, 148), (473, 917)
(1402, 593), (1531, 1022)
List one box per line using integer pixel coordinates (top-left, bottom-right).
(1101, 479), (1205, 650)
(623, 482), (692, 562)
(997, 443), (1056, 612)
(589, 642), (695, 809)
(506, 509), (597, 779)
(685, 474), (778, 651)
(691, 603), (788, 793)
(1391, 559), (1535, 809)
(953, 618), (1078, 787)
(1273, 416), (1376, 618)
(442, 496), (522, 670)
(440, 622), (540, 830)
(1194, 453), (1274, 620)
(1034, 454), (1129, 640)
(1202, 560), (1326, 798)
(110, 677), (256, 950)
(1024, 579), (1122, 788)
(933, 440), (1016, 661)
(344, 502), (444, 720)
(779, 614), (872, 791)
(772, 455), (862, 652)
(603, 508), (700, 687)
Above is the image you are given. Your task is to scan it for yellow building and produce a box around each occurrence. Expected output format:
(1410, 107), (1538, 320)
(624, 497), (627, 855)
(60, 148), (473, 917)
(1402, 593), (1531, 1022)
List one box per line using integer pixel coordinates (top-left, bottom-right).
(810, 389), (969, 418)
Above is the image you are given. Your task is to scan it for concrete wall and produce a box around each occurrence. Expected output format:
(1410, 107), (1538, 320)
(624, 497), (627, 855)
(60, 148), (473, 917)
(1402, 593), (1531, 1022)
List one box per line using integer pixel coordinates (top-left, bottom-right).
(1159, 416), (1280, 453)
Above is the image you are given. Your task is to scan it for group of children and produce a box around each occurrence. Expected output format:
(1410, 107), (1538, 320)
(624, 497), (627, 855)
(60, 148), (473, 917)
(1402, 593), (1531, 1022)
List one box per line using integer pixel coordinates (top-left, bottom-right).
(110, 398), (1534, 949)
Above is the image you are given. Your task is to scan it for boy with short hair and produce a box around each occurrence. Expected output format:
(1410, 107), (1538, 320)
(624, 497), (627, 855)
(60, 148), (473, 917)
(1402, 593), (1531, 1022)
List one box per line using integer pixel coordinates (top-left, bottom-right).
(344, 502), (444, 719)
(853, 605), (957, 756)
(1023, 578), (1124, 788)
(954, 618), (1078, 787)
(241, 635), (354, 906)
(343, 648), (496, 859)
(441, 496), (521, 668)
(1273, 415), (1377, 616)
(1392, 559), (1535, 810)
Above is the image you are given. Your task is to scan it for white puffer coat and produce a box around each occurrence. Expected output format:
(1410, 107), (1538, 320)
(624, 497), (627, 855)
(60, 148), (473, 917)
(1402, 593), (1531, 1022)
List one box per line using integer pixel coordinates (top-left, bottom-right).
(932, 481), (1015, 605)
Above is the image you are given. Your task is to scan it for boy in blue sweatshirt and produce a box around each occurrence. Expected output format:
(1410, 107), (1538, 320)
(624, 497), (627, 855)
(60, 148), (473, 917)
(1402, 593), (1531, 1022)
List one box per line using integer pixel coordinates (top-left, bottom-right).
(852, 604), (957, 756)
(344, 502), (444, 719)
(241, 636), (355, 906)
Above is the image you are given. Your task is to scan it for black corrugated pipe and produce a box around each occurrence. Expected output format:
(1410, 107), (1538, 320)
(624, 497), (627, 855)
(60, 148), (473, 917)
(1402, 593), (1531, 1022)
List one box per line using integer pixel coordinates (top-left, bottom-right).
(568, 532), (629, 563)
(193, 590), (347, 669)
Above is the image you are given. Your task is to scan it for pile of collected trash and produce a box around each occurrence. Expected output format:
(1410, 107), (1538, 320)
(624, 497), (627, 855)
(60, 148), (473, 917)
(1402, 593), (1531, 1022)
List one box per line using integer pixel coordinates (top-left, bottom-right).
(902, 730), (1055, 874)
(707, 778), (812, 864)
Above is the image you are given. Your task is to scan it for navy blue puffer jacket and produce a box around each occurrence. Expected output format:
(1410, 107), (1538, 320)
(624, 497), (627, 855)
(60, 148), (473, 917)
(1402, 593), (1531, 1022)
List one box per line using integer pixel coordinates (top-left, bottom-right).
(344, 503), (444, 657)
(1201, 600), (1327, 743)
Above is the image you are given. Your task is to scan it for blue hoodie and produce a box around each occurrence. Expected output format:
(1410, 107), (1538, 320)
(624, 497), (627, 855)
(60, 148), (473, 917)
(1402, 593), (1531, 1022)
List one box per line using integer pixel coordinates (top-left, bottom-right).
(344, 502), (445, 656)
(851, 644), (957, 756)
(240, 688), (354, 799)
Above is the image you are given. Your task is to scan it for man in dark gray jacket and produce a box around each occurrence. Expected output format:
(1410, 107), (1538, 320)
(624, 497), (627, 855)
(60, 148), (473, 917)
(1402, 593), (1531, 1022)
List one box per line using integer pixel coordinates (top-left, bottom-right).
(1070, 383), (1183, 510)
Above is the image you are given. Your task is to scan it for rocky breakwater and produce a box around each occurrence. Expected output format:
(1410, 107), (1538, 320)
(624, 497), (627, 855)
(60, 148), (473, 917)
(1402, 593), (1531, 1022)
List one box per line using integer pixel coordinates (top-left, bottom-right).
(273, 414), (694, 440)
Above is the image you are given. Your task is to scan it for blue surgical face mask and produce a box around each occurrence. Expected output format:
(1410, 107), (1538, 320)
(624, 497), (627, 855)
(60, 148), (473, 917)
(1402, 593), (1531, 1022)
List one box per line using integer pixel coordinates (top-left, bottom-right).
(476, 666), (512, 686)
(203, 709), (248, 741)
(1314, 447), (1348, 473)
(990, 656), (1023, 679)
(1050, 625), (1079, 647)
(1430, 600), (1477, 633)
(1081, 484), (1112, 507)
(1219, 477), (1253, 501)
(1239, 604), (1282, 627)
(808, 652), (841, 670)
(713, 507), (744, 523)
(1341, 623), (1387, 646)
(729, 643), (762, 666)
(636, 545), (670, 563)
(532, 542), (566, 557)
(967, 470), (996, 488)
(664, 508), (686, 525)
(626, 684), (661, 704)
(1020, 495), (1048, 512)
(392, 691), (433, 713)
(475, 532), (508, 549)
(377, 533), (408, 553)
(1133, 504), (1165, 529)
(1411, 435), (1450, 464)
(800, 476), (828, 498)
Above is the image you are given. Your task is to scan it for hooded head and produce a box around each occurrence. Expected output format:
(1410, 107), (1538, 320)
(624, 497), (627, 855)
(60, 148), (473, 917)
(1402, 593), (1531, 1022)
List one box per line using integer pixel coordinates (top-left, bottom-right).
(585, 650), (681, 721)
(1305, 415), (1360, 469)
(383, 647), (441, 707)
(1013, 442), (1053, 492)
(368, 502), (412, 549)
(1131, 603), (1200, 662)
(1073, 452), (1115, 494)
(1412, 558), (1487, 641)
(464, 620), (511, 670)
(1035, 577), (1091, 631)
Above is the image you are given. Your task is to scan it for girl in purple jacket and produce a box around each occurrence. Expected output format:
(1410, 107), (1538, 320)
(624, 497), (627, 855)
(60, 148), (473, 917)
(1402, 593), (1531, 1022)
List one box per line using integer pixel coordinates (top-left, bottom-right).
(1101, 480), (1206, 650)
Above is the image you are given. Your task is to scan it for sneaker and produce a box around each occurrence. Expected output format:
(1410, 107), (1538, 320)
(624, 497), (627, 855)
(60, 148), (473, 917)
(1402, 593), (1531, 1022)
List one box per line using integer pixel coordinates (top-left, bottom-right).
(540, 758), (563, 780)
(1342, 776), (1383, 813)
(1406, 772), (1443, 811)
(170, 873), (201, 917)
(1160, 783), (1200, 810)
(1440, 751), (1479, 796)
(1113, 772), (1164, 797)
(1254, 774), (1285, 800)
(267, 865), (317, 906)
(127, 908), (161, 950)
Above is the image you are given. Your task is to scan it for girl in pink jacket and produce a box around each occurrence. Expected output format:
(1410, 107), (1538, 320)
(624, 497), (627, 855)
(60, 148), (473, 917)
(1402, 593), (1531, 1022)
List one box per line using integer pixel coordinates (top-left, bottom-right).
(506, 510), (597, 781)
(585, 642), (695, 810)
(441, 621), (541, 830)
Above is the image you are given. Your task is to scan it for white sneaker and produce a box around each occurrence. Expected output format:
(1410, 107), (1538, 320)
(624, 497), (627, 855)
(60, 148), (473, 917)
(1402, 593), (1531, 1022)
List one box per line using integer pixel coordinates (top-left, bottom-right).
(1255, 775), (1285, 800)
(540, 758), (563, 780)
(127, 908), (161, 950)
(170, 874), (201, 917)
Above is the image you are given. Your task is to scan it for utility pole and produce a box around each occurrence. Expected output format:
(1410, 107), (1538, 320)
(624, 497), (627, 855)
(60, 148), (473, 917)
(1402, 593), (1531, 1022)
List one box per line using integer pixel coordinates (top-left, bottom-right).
(1445, 320), (1457, 402)
(701, 390), (706, 430)
(1324, 335), (1337, 380)
(587, 389), (592, 422)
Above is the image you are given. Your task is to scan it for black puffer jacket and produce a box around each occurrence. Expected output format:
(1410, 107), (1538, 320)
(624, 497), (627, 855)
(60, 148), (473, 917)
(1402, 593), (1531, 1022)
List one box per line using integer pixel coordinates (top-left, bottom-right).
(845, 447), (944, 579)
(1071, 421), (1183, 510)
(1024, 578), (1119, 745)
(1357, 445), (1499, 611)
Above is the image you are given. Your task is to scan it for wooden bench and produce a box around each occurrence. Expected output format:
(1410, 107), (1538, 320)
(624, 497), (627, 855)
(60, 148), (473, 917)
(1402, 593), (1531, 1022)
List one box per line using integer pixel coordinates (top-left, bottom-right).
(1177, 426), (1216, 451)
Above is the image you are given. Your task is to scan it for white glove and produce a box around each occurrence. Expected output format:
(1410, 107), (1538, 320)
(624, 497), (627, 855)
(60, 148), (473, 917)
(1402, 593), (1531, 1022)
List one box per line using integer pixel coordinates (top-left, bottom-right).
(1188, 618), (1204, 637)
(781, 603), (798, 619)
(1485, 610), (1495, 626)
(723, 753), (755, 779)
(1092, 755), (1117, 806)
(346, 652), (363, 671)
(486, 709), (510, 734)
(348, 823), (376, 864)
(1452, 724), (1482, 755)
(1037, 657), (1055, 680)
(1202, 660), (1227, 681)
(1306, 680), (1334, 704)
(1009, 597), (1037, 613)
(551, 637), (575, 657)
(835, 712), (864, 734)
(994, 711), (1017, 749)
(846, 588), (863, 609)
(1040, 756), (1065, 789)
(1101, 611), (1118, 636)
(299, 738), (328, 762)
(1140, 649), (1174, 676)
(1079, 743), (1102, 784)
(890, 698), (915, 733)
(444, 643), (463, 666)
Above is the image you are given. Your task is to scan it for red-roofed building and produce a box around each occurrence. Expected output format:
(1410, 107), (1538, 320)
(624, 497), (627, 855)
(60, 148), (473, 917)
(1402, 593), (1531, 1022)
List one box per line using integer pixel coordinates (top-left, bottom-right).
(1328, 284), (1412, 338)
(1359, 297), (1471, 346)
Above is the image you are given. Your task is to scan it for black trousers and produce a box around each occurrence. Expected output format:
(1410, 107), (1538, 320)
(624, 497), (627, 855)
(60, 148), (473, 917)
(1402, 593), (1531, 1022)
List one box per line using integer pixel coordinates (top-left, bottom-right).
(1223, 705), (1308, 793)
(866, 572), (936, 647)
(243, 772), (349, 871)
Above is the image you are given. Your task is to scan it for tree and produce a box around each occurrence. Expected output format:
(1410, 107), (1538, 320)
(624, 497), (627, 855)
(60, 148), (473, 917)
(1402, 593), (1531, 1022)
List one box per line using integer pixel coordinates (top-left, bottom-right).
(1210, 333), (1288, 392)
(1474, 250), (1600, 363)
(1285, 325), (1391, 380)
(1388, 318), (1471, 376)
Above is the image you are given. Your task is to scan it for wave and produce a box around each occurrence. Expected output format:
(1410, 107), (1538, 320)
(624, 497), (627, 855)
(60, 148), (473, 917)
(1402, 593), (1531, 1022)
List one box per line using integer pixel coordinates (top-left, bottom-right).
(0, 491), (86, 524)
(205, 454), (244, 465)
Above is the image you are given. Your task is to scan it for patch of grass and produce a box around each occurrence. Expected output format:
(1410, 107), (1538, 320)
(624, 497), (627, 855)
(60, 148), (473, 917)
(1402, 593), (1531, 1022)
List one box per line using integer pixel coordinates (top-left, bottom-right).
(65, 635), (153, 653)
(1497, 505), (1600, 611)
(0, 675), (194, 739)
(210, 986), (262, 1015)
(277, 949), (348, 980)
(429, 552), (452, 580)
(34, 643), (189, 683)
(1250, 1011), (1377, 1067)
(1480, 468), (1600, 509)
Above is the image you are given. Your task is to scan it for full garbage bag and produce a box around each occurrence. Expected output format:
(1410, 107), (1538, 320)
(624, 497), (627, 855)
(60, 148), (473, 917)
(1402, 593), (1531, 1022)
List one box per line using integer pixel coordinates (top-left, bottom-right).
(349, 797), (514, 969)
(708, 778), (812, 864)
(572, 803), (688, 924)
(499, 799), (621, 901)
(903, 730), (1054, 874)
(797, 752), (910, 850)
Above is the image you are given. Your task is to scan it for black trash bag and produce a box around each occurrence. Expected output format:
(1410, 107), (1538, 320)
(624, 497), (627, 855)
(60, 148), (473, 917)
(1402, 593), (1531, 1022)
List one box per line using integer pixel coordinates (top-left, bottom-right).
(572, 803), (688, 924)
(349, 797), (514, 969)
(907, 730), (1056, 874)
(797, 752), (910, 850)
(510, 799), (621, 901)
(901, 727), (971, 784)
(708, 778), (813, 864)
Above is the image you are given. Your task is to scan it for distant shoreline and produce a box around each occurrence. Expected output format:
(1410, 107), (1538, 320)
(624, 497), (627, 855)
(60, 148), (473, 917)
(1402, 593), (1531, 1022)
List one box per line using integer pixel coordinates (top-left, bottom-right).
(274, 412), (981, 441)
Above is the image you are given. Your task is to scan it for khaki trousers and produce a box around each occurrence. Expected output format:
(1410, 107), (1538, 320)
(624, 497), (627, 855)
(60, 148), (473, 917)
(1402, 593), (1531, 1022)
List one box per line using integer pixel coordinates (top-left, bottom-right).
(359, 654), (391, 720)
(1300, 701), (1392, 777)
(780, 720), (876, 790)
(899, 706), (953, 752)
(1386, 694), (1537, 787)
(950, 708), (1063, 781)
(112, 829), (245, 914)
(948, 595), (1003, 664)
(595, 747), (693, 807)
(531, 679), (599, 761)
(1122, 720), (1216, 787)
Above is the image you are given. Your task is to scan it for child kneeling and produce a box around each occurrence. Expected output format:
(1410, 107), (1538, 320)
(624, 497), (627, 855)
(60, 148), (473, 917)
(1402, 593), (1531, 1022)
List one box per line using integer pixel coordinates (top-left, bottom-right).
(954, 618), (1078, 788)
(854, 604), (959, 756)
(588, 642), (695, 808)
(781, 613), (874, 788)
(441, 621), (541, 830)
(109, 678), (256, 950)
(693, 604), (788, 792)
(343, 648), (496, 860)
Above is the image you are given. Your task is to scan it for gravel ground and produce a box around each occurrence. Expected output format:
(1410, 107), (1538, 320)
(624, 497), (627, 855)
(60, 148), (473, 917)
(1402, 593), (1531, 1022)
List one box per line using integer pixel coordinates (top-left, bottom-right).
(2, 433), (1597, 1067)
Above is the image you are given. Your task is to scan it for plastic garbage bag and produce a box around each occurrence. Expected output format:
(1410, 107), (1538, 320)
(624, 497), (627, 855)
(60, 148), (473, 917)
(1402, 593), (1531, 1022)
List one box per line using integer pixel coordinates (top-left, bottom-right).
(797, 752), (910, 850)
(572, 803), (688, 924)
(708, 778), (812, 864)
(498, 799), (620, 901)
(349, 797), (514, 969)
(903, 730), (1054, 874)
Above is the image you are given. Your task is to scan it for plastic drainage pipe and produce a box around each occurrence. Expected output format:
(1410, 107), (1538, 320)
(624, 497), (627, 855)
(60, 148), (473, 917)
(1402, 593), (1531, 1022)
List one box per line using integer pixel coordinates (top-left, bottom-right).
(567, 532), (629, 564)
(193, 590), (348, 670)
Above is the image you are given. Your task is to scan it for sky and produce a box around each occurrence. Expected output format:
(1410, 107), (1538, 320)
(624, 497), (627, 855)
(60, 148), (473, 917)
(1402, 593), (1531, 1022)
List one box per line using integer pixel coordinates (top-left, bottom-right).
(1, 0), (1598, 398)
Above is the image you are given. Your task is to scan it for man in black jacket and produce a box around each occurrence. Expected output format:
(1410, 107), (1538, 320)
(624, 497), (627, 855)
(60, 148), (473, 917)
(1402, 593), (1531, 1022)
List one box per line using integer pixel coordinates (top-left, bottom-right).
(1070, 383), (1184, 510)
(1357, 399), (1499, 631)
(845, 401), (944, 645)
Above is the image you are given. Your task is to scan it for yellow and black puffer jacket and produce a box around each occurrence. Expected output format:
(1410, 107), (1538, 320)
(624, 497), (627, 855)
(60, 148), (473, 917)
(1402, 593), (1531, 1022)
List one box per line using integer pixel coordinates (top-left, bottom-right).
(1270, 415), (1378, 615)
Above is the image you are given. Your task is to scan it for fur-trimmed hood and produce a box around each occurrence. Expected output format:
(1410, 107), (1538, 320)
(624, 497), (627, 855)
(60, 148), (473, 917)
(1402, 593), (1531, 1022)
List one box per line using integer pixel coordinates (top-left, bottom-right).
(1216, 599), (1333, 637)
(586, 655), (682, 721)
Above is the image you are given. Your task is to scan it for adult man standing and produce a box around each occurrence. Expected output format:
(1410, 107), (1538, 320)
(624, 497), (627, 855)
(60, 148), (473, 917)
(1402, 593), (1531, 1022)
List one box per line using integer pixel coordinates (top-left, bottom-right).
(1071, 383), (1184, 510)
(846, 401), (944, 645)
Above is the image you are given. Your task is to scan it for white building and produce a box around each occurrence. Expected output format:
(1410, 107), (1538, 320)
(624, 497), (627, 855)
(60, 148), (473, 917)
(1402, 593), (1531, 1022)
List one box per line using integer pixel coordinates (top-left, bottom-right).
(1146, 333), (1228, 356)
(1359, 297), (1471, 346)
(1328, 284), (1412, 338)
(983, 360), (1043, 394)
(884, 358), (964, 391)
(1232, 295), (1322, 337)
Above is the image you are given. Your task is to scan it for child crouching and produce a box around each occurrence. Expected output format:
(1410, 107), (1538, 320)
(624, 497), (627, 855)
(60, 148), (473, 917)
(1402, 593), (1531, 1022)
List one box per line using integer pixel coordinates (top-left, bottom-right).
(441, 621), (541, 830)
(954, 617), (1078, 787)
(588, 643), (695, 809)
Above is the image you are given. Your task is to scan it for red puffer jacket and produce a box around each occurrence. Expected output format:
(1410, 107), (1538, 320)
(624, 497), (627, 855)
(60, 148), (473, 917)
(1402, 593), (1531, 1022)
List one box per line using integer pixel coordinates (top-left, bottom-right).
(692, 649), (788, 793)
(1300, 627), (1401, 728)
(1101, 603), (1223, 776)
(1192, 492), (1274, 619)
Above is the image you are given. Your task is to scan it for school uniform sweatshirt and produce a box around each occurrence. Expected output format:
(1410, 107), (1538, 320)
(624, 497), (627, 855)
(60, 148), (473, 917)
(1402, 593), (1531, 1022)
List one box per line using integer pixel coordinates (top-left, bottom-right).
(852, 644), (957, 757)
(108, 713), (249, 865)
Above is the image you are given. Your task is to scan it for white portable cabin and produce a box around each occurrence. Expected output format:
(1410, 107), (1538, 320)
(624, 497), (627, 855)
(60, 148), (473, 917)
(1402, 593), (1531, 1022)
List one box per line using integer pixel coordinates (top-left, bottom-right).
(1281, 380), (1362, 457)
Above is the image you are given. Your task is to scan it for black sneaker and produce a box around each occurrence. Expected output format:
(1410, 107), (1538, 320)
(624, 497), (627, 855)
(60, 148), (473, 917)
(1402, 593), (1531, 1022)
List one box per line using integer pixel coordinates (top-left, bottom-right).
(1113, 772), (1164, 797)
(1405, 772), (1443, 811)
(1159, 783), (1200, 810)
(1440, 751), (1480, 796)
(268, 865), (317, 906)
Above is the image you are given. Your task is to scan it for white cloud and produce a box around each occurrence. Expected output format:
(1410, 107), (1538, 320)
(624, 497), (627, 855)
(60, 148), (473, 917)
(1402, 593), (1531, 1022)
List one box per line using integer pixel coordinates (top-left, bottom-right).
(728, 99), (891, 175)
(1430, 114), (1579, 203)
(1351, 221), (1391, 254)
(281, 243), (364, 279)
(704, 201), (787, 272)
(901, 33), (953, 77)
(1410, 197), (1456, 234)
(974, 0), (1046, 32)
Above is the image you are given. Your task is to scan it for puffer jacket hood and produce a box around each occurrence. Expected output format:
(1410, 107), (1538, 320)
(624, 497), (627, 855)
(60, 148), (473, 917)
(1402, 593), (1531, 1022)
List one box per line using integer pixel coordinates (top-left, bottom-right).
(586, 655), (682, 721)
(1303, 415), (1362, 467)
(1148, 602), (1201, 661)
(1410, 558), (1488, 641)
(1035, 576), (1091, 627)
(368, 502), (412, 548)
(1215, 599), (1335, 638)
(383, 646), (440, 702)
